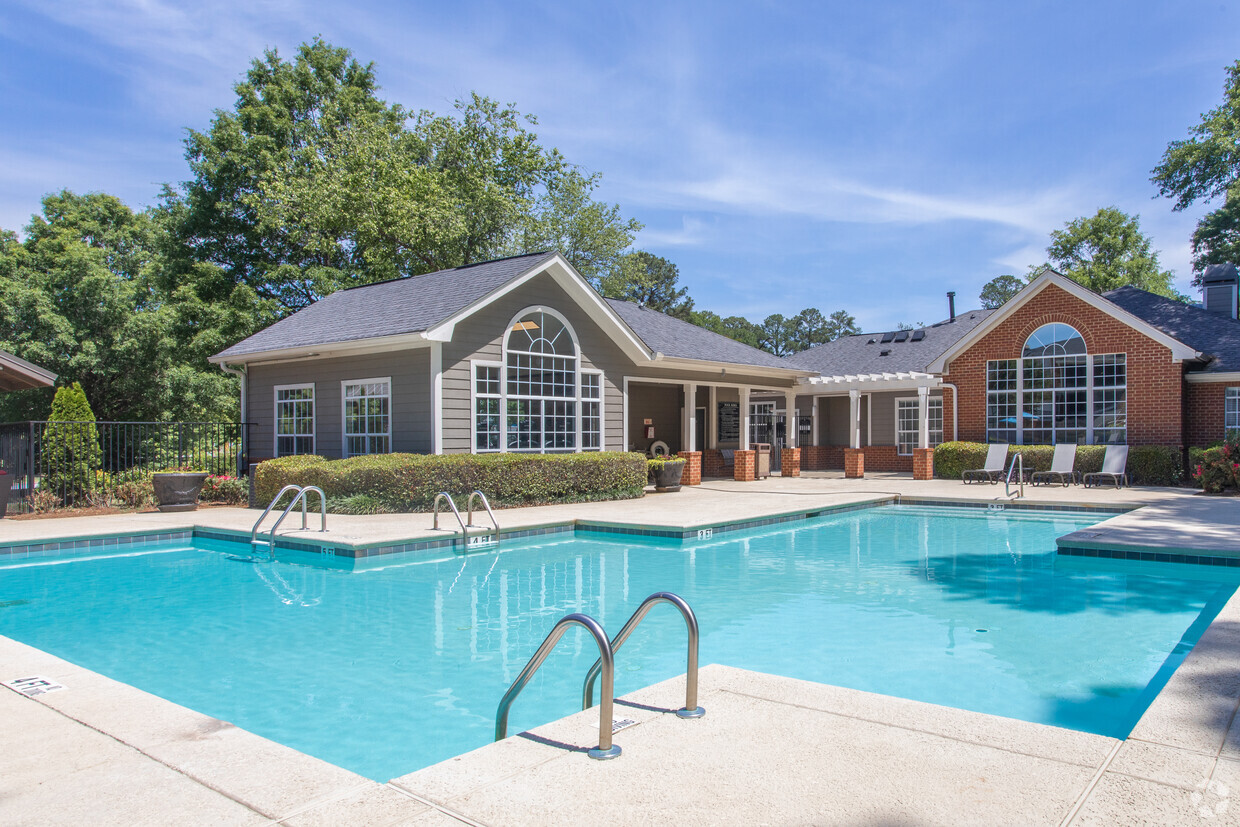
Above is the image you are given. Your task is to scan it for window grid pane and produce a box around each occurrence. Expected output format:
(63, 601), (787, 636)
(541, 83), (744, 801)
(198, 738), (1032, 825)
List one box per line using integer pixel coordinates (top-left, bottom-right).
(896, 398), (943, 456)
(1227, 388), (1240, 435)
(275, 386), (314, 456)
(343, 381), (390, 456)
(987, 360), (1018, 443)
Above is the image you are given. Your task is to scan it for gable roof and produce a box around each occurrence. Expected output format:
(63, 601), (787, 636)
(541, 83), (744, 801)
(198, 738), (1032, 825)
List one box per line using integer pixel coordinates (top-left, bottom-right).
(926, 271), (1201, 373)
(213, 252), (561, 361)
(0, 349), (57, 392)
(1104, 286), (1240, 374)
(783, 309), (996, 378)
(605, 299), (804, 372)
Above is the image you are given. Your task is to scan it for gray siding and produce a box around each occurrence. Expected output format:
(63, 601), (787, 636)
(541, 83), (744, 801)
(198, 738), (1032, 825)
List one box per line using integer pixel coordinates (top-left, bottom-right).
(248, 349), (431, 459)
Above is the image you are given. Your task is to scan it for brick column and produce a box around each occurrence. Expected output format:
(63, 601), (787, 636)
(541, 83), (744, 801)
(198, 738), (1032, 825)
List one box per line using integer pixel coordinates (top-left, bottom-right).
(702, 449), (724, 478)
(734, 449), (756, 482)
(781, 447), (801, 477)
(913, 448), (935, 481)
(677, 451), (702, 486)
(844, 447), (865, 479)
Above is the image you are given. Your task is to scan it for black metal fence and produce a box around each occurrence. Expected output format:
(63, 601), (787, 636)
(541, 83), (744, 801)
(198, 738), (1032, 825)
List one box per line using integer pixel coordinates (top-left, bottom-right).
(0, 421), (249, 512)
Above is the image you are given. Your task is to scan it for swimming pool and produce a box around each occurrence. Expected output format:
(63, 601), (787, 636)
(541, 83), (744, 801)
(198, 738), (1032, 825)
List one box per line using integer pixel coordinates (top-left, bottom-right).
(0, 504), (1234, 781)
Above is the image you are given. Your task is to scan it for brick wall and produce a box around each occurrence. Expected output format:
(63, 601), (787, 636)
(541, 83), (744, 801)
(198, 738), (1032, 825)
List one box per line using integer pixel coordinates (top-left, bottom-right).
(677, 451), (702, 485)
(781, 447), (800, 477)
(941, 283), (1183, 446)
(702, 449), (727, 478)
(1186, 382), (1234, 447)
(814, 445), (911, 471)
(734, 449), (756, 482)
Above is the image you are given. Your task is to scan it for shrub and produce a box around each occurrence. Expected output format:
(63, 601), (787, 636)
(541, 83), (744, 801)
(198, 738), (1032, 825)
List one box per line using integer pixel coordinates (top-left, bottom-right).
(27, 489), (61, 513)
(647, 456), (685, 485)
(253, 452), (648, 511)
(114, 478), (155, 509)
(933, 441), (1178, 485)
(199, 474), (247, 505)
(1192, 437), (1240, 493)
(327, 494), (396, 515)
(41, 383), (102, 504)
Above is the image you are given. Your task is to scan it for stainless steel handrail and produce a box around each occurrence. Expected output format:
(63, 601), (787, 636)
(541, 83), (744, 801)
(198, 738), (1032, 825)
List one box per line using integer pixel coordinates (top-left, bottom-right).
(251, 484), (307, 544)
(432, 492), (469, 539)
(1005, 452), (1024, 499)
(495, 613), (621, 760)
(582, 592), (704, 719)
(263, 486), (327, 549)
(466, 490), (500, 546)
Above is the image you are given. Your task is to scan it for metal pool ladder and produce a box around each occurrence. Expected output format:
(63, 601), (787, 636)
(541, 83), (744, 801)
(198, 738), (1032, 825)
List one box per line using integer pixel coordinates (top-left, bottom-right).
(433, 491), (500, 548)
(495, 613), (622, 760)
(582, 592), (704, 719)
(251, 485), (327, 556)
(1005, 452), (1025, 499)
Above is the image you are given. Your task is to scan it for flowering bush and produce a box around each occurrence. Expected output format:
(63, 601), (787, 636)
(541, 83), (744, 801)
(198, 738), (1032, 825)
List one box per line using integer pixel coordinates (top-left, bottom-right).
(1193, 438), (1240, 493)
(199, 474), (248, 505)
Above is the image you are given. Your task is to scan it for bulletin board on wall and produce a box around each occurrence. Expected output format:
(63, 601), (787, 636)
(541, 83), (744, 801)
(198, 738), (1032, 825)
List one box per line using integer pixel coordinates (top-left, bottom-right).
(717, 402), (740, 443)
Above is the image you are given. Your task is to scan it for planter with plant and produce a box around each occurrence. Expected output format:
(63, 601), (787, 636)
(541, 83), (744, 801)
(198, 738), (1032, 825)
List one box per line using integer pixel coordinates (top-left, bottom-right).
(648, 457), (686, 492)
(0, 469), (12, 518)
(152, 467), (210, 512)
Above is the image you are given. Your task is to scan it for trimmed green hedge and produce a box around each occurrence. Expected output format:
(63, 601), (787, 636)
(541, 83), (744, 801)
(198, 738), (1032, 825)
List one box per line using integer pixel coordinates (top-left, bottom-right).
(932, 441), (1183, 486)
(254, 452), (648, 512)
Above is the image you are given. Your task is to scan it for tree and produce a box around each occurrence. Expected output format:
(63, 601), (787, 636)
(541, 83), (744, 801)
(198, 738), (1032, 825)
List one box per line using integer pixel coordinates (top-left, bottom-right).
(1152, 60), (1240, 283)
(599, 252), (693, 319)
(689, 310), (762, 349)
(41, 382), (101, 505)
(1045, 207), (1178, 296)
(757, 314), (798, 356)
(979, 274), (1024, 308)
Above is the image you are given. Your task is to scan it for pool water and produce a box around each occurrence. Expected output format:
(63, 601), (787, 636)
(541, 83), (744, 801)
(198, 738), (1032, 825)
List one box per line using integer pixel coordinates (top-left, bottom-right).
(0, 505), (1234, 781)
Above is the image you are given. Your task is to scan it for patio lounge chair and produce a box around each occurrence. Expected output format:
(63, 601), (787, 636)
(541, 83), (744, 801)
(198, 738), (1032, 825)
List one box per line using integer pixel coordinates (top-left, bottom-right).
(1083, 445), (1129, 489)
(963, 443), (1009, 484)
(1030, 443), (1078, 487)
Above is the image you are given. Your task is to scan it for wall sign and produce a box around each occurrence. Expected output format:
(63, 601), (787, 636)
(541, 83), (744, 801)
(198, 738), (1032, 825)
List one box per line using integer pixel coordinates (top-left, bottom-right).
(717, 402), (740, 442)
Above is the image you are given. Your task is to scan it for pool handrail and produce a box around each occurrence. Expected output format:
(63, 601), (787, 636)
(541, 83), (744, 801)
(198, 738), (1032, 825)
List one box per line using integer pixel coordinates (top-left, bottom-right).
(582, 591), (704, 719)
(251, 484), (318, 545)
(495, 612), (621, 760)
(466, 490), (500, 546)
(1005, 452), (1025, 499)
(432, 492), (469, 538)
(259, 486), (327, 550)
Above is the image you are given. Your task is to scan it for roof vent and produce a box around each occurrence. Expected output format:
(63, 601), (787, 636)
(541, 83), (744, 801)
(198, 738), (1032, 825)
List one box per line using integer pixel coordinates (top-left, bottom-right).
(948, 291), (957, 323)
(911, 329), (925, 342)
(880, 349), (891, 356)
(894, 330), (909, 342)
(867, 338), (877, 344)
(1202, 263), (1239, 319)
(880, 332), (895, 343)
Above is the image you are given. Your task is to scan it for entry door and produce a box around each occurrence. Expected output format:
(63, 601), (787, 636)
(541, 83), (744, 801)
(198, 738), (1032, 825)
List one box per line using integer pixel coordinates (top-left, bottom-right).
(695, 407), (706, 451)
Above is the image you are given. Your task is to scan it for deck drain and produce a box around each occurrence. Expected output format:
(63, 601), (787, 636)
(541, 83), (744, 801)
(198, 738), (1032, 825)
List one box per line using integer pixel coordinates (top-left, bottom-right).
(975, 629), (989, 633)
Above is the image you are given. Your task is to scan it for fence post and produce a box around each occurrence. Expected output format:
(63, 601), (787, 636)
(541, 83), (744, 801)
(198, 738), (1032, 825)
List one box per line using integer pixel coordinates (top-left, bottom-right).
(26, 420), (35, 510)
(177, 423), (185, 468)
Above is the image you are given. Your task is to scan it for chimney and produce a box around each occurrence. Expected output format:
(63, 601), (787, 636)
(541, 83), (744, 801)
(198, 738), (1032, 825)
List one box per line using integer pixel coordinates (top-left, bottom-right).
(947, 291), (956, 323)
(1202, 264), (1239, 319)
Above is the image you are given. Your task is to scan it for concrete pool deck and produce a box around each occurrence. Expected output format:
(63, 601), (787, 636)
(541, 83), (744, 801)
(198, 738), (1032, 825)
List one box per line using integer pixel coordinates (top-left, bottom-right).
(3, 476), (1240, 824)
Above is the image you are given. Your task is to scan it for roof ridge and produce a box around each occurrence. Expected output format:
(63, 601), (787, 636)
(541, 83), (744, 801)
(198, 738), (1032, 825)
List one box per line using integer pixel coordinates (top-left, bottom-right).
(337, 251), (556, 293)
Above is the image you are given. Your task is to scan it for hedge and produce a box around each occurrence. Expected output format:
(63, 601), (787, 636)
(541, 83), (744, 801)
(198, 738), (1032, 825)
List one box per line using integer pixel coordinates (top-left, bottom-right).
(932, 441), (1184, 486)
(253, 451), (649, 512)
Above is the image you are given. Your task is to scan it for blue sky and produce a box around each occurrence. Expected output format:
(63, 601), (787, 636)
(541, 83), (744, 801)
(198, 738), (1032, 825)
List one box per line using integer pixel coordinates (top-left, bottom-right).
(1, 1), (1237, 330)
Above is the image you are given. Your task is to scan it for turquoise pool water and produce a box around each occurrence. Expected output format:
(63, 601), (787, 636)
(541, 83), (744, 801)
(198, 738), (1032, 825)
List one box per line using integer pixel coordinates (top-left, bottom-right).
(0, 505), (1234, 781)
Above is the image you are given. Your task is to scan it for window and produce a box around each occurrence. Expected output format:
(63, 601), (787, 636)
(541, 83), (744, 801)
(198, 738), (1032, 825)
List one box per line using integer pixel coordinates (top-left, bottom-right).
(469, 308), (605, 453)
(1227, 388), (1240, 436)
(896, 397), (944, 455)
(986, 324), (1126, 445)
(342, 378), (391, 456)
(474, 364), (502, 452)
(274, 384), (315, 456)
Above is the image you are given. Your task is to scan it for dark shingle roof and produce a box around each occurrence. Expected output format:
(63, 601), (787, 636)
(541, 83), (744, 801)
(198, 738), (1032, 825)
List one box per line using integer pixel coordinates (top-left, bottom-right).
(604, 299), (799, 371)
(782, 309), (997, 376)
(1103, 286), (1239, 372)
(215, 252), (558, 359)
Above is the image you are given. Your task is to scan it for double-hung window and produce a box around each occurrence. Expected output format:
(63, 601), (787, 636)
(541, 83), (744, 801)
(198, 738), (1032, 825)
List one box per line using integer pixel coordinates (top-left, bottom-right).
(342, 378), (391, 456)
(581, 371), (603, 450)
(896, 397), (943, 455)
(474, 364), (502, 452)
(1227, 388), (1240, 436)
(274, 384), (315, 456)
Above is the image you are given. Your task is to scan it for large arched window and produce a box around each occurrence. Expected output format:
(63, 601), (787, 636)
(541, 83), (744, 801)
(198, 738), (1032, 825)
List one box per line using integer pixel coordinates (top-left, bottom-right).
(473, 307), (604, 453)
(986, 324), (1126, 445)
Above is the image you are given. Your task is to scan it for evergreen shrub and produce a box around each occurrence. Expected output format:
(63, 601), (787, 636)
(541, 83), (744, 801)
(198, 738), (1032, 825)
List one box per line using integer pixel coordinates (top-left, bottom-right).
(933, 441), (1180, 485)
(41, 382), (102, 504)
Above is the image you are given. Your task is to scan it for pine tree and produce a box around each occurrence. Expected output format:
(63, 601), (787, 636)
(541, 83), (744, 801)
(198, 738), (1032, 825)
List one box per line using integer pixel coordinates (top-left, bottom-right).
(41, 382), (102, 504)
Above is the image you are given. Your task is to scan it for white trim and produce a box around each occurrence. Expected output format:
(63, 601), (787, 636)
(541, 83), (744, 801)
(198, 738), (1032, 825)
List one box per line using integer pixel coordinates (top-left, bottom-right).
(340, 376), (393, 457)
(708, 385), (718, 449)
(895, 394), (943, 455)
(582, 368), (605, 451)
(425, 254), (652, 364)
(430, 343), (443, 455)
(1186, 372), (1240, 384)
(210, 333), (433, 366)
(653, 355), (814, 380)
(622, 374), (792, 393)
(927, 271), (1200, 373)
(273, 382), (315, 457)
(469, 360), (504, 454)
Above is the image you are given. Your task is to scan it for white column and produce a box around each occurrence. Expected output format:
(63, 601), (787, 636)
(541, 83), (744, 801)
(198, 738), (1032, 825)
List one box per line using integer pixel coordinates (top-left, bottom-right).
(811, 397), (819, 447)
(848, 389), (860, 450)
(708, 385), (718, 449)
(917, 385), (930, 450)
(739, 386), (751, 450)
(683, 382), (697, 453)
(430, 342), (443, 454)
(784, 390), (797, 448)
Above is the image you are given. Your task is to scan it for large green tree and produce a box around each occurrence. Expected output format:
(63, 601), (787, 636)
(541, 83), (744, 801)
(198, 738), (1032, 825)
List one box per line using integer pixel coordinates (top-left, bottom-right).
(979, 274), (1024, 308)
(689, 310), (762, 349)
(1045, 207), (1178, 296)
(599, 251), (694, 319)
(1151, 60), (1240, 282)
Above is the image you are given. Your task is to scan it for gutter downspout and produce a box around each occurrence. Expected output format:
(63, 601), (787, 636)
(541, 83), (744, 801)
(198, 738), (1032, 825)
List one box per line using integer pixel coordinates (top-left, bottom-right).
(942, 382), (959, 442)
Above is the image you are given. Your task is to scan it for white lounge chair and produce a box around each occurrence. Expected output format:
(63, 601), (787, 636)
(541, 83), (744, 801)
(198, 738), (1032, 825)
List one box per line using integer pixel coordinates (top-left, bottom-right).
(963, 443), (1009, 484)
(1083, 445), (1129, 488)
(1031, 444), (1078, 487)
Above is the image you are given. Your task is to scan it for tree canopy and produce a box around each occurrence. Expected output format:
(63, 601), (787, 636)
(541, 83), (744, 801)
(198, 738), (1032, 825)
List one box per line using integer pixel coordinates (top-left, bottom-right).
(600, 252), (694, 319)
(1044, 207), (1179, 296)
(979, 274), (1024, 308)
(1151, 60), (1240, 282)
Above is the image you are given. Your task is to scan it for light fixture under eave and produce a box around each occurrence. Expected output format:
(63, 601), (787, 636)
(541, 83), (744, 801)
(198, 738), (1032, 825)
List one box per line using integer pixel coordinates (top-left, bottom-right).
(305, 352), (320, 357)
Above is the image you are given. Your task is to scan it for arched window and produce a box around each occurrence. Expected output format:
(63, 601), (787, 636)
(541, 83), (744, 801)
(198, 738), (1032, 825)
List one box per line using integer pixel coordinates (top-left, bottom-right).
(986, 323), (1126, 445)
(473, 307), (604, 453)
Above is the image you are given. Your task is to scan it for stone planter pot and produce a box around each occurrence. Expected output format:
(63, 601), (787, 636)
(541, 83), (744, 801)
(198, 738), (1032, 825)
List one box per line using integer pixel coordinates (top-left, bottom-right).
(152, 472), (209, 513)
(0, 474), (12, 518)
(652, 460), (685, 493)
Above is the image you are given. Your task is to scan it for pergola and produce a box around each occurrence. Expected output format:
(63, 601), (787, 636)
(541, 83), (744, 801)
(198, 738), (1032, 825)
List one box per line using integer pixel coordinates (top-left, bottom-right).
(799, 370), (942, 452)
